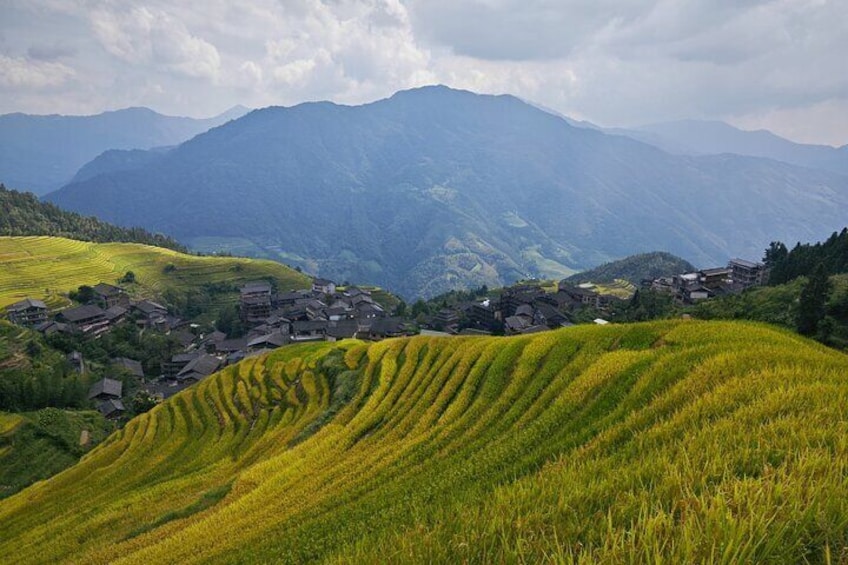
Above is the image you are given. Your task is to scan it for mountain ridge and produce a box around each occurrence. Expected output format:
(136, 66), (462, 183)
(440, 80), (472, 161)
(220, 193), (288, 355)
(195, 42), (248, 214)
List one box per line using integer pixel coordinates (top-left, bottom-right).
(628, 119), (848, 175)
(45, 86), (848, 299)
(0, 105), (250, 195)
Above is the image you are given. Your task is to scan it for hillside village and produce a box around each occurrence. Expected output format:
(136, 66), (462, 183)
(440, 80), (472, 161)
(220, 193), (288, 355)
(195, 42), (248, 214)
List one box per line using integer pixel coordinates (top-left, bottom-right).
(422, 257), (769, 335)
(3, 277), (416, 416)
(3, 255), (769, 420)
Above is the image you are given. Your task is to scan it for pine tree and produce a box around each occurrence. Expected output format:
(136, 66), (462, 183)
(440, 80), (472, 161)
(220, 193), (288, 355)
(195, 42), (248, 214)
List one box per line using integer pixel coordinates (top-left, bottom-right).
(797, 263), (831, 336)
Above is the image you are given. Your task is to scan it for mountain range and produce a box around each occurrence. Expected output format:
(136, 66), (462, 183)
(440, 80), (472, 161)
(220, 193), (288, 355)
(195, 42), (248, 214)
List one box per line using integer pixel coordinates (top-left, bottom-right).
(530, 102), (848, 176)
(44, 86), (848, 298)
(624, 120), (848, 176)
(0, 105), (249, 195)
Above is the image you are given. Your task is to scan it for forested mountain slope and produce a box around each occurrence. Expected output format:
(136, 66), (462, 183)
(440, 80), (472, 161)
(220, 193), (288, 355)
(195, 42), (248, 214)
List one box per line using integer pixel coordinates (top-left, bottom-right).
(0, 106), (248, 195)
(0, 185), (185, 252)
(47, 86), (848, 298)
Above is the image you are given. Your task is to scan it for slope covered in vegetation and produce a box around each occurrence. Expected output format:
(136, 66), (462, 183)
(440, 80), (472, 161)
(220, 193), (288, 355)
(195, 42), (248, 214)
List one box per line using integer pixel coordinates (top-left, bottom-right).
(0, 409), (111, 498)
(0, 236), (310, 310)
(47, 86), (848, 298)
(765, 227), (848, 285)
(0, 185), (185, 252)
(566, 250), (696, 285)
(1, 320), (847, 563)
(0, 320), (90, 411)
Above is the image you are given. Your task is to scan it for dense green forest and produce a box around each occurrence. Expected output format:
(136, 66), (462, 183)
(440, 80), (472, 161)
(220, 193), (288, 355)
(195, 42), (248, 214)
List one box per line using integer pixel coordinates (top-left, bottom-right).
(0, 322), (89, 411)
(764, 227), (848, 285)
(0, 184), (186, 252)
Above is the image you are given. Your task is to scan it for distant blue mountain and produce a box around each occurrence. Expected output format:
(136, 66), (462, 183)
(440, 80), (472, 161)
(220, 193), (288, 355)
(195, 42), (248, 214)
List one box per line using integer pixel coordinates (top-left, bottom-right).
(46, 86), (848, 299)
(0, 105), (249, 195)
(627, 120), (848, 176)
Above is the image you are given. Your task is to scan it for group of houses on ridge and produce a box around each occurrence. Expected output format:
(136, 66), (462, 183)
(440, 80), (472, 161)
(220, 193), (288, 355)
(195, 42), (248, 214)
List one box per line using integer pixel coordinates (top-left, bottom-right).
(147, 279), (416, 399)
(422, 280), (625, 336)
(5, 282), (175, 339)
(3, 258), (769, 410)
(2, 276), (419, 404)
(645, 258), (768, 304)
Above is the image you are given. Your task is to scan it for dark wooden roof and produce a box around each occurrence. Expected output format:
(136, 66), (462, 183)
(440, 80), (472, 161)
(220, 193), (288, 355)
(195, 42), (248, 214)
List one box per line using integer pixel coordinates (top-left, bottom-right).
(88, 378), (123, 399)
(98, 398), (125, 417)
(93, 283), (124, 297)
(59, 304), (106, 323)
(247, 332), (289, 349)
(177, 354), (221, 380)
(240, 281), (272, 294)
(112, 357), (144, 378)
(6, 298), (48, 312)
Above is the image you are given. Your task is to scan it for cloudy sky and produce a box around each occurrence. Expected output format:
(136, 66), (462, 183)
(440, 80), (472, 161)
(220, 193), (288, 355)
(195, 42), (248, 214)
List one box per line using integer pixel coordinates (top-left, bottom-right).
(2, 0), (846, 146)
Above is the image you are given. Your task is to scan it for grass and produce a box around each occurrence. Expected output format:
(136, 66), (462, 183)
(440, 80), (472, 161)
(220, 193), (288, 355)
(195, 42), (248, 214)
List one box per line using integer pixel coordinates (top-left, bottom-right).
(0, 236), (311, 310)
(0, 321), (847, 563)
(0, 408), (112, 498)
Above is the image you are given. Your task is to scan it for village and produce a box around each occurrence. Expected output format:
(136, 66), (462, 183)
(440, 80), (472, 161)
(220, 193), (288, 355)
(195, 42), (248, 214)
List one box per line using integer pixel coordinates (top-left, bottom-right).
(415, 257), (769, 335)
(3, 257), (768, 420)
(3, 277), (417, 418)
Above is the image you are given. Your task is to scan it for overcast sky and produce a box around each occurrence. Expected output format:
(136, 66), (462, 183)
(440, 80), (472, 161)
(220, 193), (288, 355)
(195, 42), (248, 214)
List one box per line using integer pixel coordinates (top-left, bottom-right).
(2, 0), (846, 146)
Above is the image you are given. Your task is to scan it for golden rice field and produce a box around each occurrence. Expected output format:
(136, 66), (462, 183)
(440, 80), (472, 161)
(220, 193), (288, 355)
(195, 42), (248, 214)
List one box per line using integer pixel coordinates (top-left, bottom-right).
(0, 236), (310, 309)
(1, 320), (847, 563)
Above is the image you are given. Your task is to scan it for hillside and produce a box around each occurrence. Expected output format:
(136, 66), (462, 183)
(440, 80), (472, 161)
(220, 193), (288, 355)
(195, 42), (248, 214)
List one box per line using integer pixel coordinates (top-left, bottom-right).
(0, 409), (111, 498)
(0, 236), (310, 310)
(566, 251), (696, 284)
(1, 321), (847, 562)
(46, 86), (848, 298)
(0, 105), (249, 195)
(0, 184), (185, 252)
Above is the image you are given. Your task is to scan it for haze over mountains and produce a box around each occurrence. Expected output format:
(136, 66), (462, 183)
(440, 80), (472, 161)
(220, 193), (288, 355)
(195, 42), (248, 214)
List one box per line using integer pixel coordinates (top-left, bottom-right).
(0, 105), (249, 195)
(625, 120), (848, 176)
(534, 104), (848, 176)
(43, 86), (848, 299)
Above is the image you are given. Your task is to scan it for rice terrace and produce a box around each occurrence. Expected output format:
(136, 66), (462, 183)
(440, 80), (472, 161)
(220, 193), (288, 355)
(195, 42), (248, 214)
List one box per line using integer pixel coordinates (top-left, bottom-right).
(2, 320), (847, 563)
(0, 236), (309, 310)
(3, 3), (848, 561)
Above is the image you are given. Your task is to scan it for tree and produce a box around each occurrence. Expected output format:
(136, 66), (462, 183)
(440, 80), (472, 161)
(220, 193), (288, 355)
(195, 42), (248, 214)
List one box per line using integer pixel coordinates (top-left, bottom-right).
(411, 299), (429, 317)
(71, 284), (96, 304)
(797, 264), (831, 336)
(121, 271), (136, 283)
(763, 241), (788, 266)
(394, 300), (407, 317)
(131, 391), (158, 415)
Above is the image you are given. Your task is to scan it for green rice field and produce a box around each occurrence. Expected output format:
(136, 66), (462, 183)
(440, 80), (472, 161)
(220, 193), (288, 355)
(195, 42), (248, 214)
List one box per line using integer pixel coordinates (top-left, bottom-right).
(0, 236), (310, 310)
(1, 320), (847, 563)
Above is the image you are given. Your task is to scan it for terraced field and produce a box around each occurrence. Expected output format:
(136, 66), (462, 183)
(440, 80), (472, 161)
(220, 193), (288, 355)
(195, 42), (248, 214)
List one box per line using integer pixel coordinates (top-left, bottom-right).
(0, 236), (310, 309)
(1, 320), (847, 563)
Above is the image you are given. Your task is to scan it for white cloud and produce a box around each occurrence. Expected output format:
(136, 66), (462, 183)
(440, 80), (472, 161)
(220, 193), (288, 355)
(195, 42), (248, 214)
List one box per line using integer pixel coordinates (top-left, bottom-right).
(0, 55), (75, 88)
(89, 5), (221, 81)
(0, 0), (846, 145)
(238, 60), (263, 85)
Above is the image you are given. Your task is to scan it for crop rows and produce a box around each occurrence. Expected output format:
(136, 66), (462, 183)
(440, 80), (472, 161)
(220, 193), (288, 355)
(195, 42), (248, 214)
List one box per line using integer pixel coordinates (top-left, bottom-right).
(1, 320), (847, 563)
